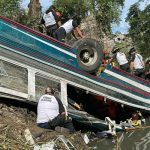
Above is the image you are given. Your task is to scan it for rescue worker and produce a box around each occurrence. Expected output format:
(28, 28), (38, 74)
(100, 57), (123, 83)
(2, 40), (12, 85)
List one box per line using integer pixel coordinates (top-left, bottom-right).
(55, 10), (63, 26)
(129, 111), (144, 127)
(102, 50), (110, 67)
(54, 14), (84, 42)
(109, 46), (130, 72)
(129, 47), (145, 78)
(41, 5), (60, 37)
(37, 87), (75, 133)
(96, 50), (110, 76)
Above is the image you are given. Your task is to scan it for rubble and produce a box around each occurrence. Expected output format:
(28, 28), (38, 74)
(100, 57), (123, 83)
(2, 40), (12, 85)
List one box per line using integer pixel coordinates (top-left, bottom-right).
(0, 102), (88, 150)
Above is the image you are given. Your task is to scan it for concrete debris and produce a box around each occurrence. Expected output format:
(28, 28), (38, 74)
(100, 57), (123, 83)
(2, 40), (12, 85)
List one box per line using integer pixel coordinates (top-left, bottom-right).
(81, 134), (90, 144)
(34, 141), (55, 150)
(24, 128), (35, 146)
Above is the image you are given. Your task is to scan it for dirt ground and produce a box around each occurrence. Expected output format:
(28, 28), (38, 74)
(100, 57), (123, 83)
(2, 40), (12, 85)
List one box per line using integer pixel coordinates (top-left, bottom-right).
(0, 102), (89, 150)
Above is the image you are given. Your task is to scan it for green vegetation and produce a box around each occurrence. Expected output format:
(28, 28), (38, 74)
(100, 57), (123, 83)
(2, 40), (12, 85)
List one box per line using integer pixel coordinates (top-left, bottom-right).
(0, 0), (27, 23)
(0, 0), (21, 18)
(126, 2), (150, 58)
(0, 0), (149, 58)
(0, 0), (40, 29)
(53, 0), (125, 34)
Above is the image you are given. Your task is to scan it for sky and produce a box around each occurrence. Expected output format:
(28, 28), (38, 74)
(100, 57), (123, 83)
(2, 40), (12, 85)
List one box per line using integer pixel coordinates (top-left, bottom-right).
(21, 0), (52, 11)
(112, 0), (150, 34)
(21, 0), (150, 34)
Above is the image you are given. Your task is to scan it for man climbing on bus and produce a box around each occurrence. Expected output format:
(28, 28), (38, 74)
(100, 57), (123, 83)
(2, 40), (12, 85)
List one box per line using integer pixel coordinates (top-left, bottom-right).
(41, 5), (60, 38)
(54, 14), (84, 42)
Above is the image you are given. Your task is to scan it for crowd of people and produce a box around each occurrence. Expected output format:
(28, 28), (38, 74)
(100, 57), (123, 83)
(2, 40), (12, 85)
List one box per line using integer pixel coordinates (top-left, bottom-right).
(103, 46), (149, 80)
(40, 5), (149, 81)
(36, 50), (149, 133)
(36, 5), (149, 135)
(40, 5), (84, 42)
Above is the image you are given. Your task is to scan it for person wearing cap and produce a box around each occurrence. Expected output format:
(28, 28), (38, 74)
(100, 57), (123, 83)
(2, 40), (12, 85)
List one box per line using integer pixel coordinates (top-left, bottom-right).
(109, 46), (130, 72)
(41, 5), (60, 37)
(37, 86), (75, 133)
(54, 14), (84, 42)
(129, 47), (145, 78)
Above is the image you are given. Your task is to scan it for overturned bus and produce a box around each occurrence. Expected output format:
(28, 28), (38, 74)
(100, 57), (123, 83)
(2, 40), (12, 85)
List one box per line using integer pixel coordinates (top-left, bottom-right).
(0, 16), (150, 132)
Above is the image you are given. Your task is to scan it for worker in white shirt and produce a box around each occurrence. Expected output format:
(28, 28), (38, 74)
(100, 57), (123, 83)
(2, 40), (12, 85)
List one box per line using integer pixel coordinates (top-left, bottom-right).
(37, 87), (75, 133)
(109, 46), (130, 72)
(41, 5), (60, 37)
(54, 14), (84, 42)
(129, 47), (145, 78)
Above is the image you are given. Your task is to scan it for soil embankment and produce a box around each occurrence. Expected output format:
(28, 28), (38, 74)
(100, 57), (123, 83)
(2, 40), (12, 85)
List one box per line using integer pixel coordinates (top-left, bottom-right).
(0, 99), (88, 150)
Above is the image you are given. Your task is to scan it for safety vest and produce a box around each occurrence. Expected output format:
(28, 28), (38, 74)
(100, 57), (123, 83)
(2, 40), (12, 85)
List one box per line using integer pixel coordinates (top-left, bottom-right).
(43, 12), (56, 27)
(131, 119), (141, 127)
(130, 111), (142, 127)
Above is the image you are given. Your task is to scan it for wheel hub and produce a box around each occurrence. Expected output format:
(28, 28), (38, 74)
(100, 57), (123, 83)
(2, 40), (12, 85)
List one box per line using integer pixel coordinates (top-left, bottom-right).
(83, 52), (90, 60)
(80, 48), (97, 65)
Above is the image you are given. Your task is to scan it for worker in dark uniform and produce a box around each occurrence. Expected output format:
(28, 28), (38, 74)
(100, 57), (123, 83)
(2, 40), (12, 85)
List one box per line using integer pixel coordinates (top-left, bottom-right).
(54, 14), (84, 42)
(41, 5), (60, 38)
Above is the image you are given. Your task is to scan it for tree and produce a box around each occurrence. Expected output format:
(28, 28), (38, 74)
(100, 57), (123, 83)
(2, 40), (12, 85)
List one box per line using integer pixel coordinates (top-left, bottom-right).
(0, 0), (29, 26)
(53, 0), (125, 34)
(0, 0), (42, 30)
(0, 0), (21, 19)
(126, 3), (150, 58)
(92, 0), (124, 33)
(53, 0), (89, 23)
(27, 0), (42, 30)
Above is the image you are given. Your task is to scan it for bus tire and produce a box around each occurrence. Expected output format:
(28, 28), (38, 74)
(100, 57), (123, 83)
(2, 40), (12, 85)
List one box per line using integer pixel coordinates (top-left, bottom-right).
(73, 38), (103, 73)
